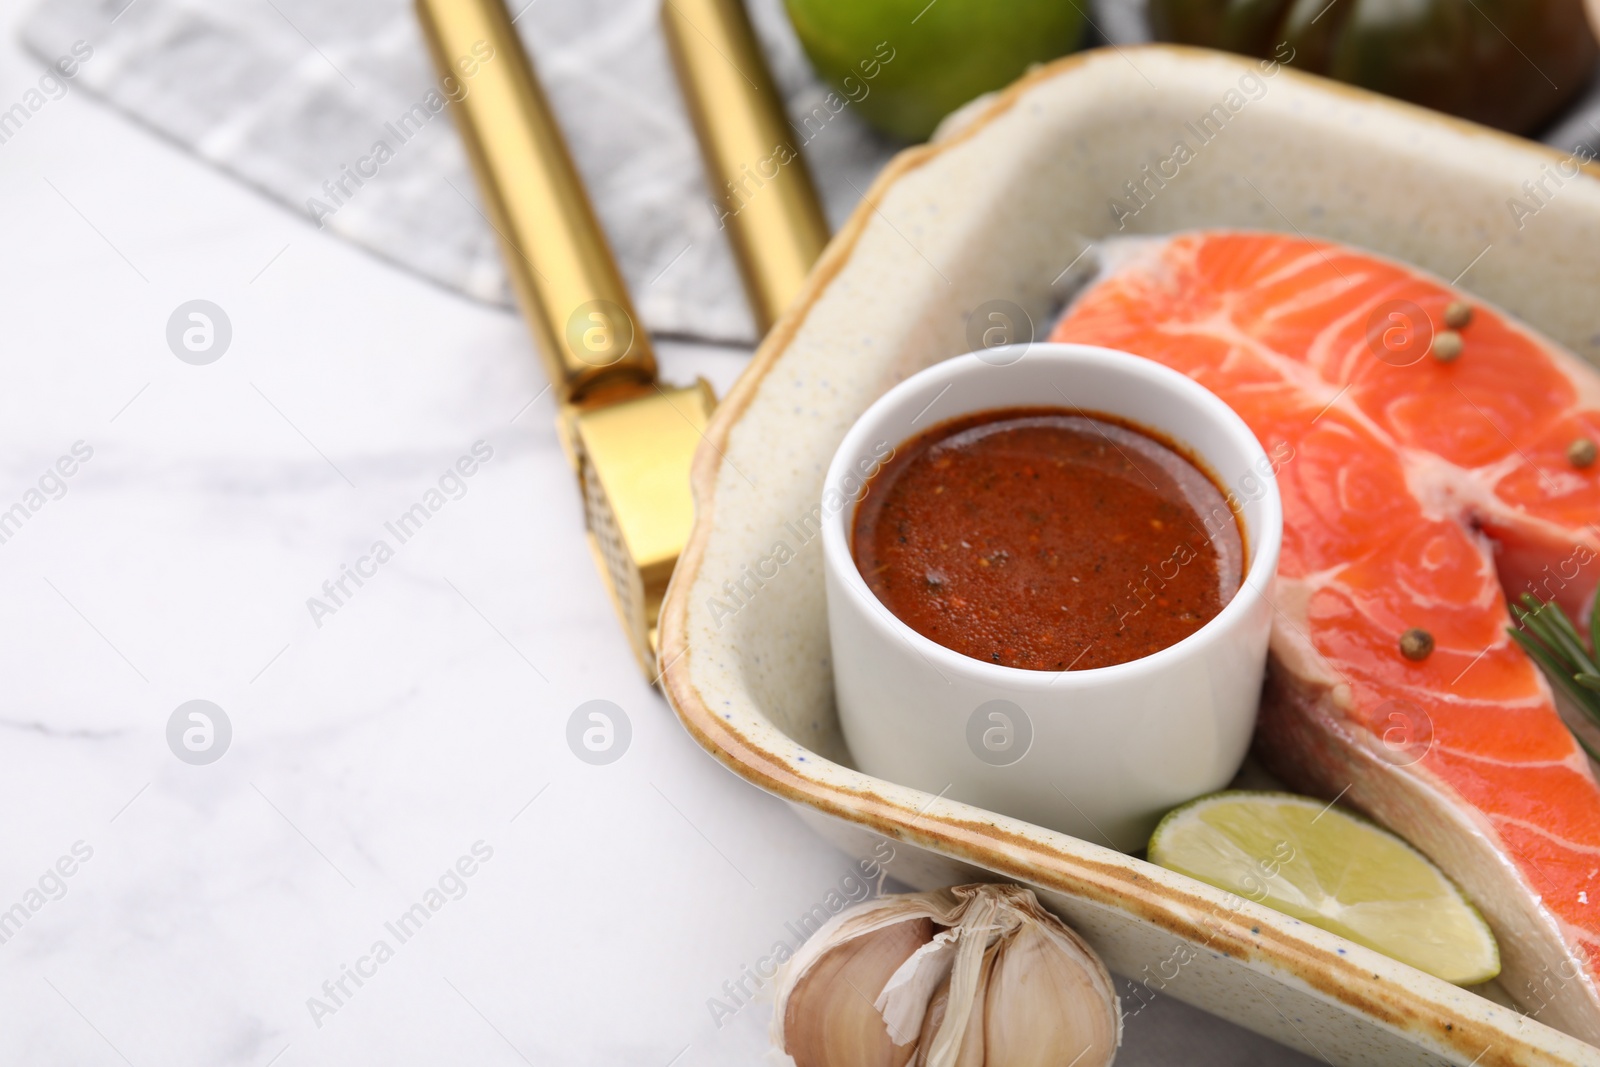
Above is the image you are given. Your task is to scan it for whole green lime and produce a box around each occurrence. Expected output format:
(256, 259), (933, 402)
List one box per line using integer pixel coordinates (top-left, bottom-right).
(784, 0), (1088, 141)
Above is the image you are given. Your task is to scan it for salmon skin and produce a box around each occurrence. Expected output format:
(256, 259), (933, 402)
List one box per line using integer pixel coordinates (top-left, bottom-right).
(1050, 231), (1600, 1041)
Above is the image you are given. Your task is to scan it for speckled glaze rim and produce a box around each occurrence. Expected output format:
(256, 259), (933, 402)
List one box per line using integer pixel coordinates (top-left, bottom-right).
(658, 45), (1600, 1066)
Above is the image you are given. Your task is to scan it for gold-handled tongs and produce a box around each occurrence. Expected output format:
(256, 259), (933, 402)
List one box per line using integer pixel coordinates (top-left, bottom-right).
(416, 0), (827, 679)
(662, 0), (829, 333)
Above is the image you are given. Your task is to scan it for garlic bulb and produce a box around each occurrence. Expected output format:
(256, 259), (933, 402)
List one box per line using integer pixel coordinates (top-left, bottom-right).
(773, 883), (1121, 1067)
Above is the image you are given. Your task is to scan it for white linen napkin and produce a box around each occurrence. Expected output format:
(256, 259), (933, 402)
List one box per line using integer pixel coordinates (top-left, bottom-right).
(19, 0), (898, 345)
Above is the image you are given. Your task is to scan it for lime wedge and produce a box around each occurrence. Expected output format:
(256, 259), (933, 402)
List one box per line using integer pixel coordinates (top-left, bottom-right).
(1148, 791), (1500, 985)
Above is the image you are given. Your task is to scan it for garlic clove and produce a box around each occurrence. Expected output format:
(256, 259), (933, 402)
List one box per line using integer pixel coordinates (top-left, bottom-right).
(983, 918), (1121, 1067)
(878, 929), (960, 1044)
(915, 893), (1003, 1067)
(910, 947), (996, 1067)
(774, 883), (1120, 1067)
(780, 916), (935, 1067)
(947, 946), (999, 1067)
(775, 892), (959, 1057)
(909, 976), (949, 1067)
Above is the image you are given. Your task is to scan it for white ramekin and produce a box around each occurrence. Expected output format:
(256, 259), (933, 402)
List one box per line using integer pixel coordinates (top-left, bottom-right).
(822, 344), (1283, 852)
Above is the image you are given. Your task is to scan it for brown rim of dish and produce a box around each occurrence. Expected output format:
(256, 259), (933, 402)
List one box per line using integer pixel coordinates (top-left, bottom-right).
(658, 44), (1597, 1065)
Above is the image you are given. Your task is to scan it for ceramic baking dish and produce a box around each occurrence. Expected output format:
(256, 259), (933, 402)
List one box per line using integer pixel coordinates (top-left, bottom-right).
(659, 45), (1600, 1066)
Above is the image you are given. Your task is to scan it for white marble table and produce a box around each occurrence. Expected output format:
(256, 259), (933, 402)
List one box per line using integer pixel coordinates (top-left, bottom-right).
(0, 1), (1319, 1062)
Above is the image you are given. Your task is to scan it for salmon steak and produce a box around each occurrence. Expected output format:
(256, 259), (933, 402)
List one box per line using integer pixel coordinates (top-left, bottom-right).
(1049, 231), (1600, 1040)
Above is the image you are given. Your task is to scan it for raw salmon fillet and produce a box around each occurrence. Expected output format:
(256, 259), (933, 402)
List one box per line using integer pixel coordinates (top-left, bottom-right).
(1050, 232), (1600, 1040)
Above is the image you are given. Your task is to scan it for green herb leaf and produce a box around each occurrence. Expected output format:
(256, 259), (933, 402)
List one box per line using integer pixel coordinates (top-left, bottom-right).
(1512, 630), (1600, 726)
(1510, 593), (1600, 748)
(1592, 582), (1600, 675)
(1524, 596), (1594, 670)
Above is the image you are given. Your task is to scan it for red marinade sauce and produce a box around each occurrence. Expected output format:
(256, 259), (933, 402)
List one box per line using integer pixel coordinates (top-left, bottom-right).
(851, 407), (1245, 671)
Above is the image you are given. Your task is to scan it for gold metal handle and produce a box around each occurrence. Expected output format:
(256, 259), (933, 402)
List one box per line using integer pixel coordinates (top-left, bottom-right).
(417, 0), (656, 405)
(662, 0), (830, 333)
(418, 0), (715, 679)
(417, 0), (825, 679)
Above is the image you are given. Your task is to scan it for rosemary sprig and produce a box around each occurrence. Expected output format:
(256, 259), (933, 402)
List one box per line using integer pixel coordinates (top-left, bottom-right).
(1509, 586), (1600, 764)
